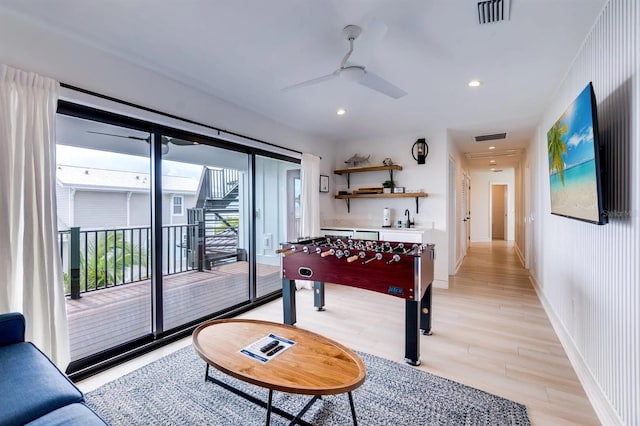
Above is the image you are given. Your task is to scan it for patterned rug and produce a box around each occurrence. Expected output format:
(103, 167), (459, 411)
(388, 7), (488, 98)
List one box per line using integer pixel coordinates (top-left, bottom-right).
(86, 346), (530, 425)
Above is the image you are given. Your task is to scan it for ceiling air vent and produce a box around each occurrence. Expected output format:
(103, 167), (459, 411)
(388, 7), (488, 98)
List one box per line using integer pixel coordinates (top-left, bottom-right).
(464, 149), (521, 160)
(474, 132), (507, 142)
(477, 0), (511, 24)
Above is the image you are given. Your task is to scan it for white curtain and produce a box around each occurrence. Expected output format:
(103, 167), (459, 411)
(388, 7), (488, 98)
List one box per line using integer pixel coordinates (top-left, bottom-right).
(300, 153), (321, 239)
(0, 64), (69, 368)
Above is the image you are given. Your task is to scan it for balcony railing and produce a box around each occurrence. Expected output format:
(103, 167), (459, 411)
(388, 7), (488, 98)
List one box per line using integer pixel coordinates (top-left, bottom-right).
(59, 220), (240, 299)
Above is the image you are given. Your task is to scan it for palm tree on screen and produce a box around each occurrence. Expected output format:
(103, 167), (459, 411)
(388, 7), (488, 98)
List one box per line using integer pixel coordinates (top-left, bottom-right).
(547, 120), (569, 185)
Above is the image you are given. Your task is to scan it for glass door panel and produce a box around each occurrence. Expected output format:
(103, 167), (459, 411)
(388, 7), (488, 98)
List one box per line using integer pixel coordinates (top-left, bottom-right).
(160, 138), (250, 330)
(255, 156), (301, 298)
(56, 114), (152, 362)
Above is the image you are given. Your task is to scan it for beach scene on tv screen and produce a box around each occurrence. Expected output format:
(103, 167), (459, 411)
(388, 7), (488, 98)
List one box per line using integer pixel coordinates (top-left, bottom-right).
(547, 85), (599, 222)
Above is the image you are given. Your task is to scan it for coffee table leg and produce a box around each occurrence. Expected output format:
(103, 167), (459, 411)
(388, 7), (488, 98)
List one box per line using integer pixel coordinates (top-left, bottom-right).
(348, 391), (358, 425)
(266, 389), (273, 425)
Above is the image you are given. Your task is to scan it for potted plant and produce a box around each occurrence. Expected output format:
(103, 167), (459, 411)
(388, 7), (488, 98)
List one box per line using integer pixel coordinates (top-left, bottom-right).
(382, 180), (394, 194)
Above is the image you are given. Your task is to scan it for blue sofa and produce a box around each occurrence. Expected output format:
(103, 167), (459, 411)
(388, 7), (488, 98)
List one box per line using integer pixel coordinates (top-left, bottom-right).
(0, 312), (107, 425)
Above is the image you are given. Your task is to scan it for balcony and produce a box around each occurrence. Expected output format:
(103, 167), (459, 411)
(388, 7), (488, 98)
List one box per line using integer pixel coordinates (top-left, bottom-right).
(59, 224), (280, 362)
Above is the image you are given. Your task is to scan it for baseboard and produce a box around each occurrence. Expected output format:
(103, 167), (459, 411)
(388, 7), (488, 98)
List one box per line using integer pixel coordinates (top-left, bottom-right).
(454, 255), (464, 274)
(469, 238), (491, 243)
(528, 275), (623, 426)
(433, 278), (448, 289)
(514, 244), (525, 268)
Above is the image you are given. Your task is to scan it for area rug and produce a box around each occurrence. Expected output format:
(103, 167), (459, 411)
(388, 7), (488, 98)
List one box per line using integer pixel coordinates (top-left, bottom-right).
(85, 346), (530, 425)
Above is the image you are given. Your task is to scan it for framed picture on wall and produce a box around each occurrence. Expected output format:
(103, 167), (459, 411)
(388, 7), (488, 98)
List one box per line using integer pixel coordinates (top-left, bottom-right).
(319, 175), (329, 193)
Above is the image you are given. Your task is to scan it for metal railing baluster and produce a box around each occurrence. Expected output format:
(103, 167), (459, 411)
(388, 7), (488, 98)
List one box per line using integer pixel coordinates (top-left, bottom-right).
(61, 223), (203, 297)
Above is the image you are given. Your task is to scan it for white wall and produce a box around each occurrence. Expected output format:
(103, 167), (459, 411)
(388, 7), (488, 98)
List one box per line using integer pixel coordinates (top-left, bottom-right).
(331, 130), (449, 287)
(529, 1), (639, 423)
(469, 169), (515, 242)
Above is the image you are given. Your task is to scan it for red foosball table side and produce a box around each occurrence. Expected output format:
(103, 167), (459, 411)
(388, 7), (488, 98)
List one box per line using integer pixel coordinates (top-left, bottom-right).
(279, 237), (435, 366)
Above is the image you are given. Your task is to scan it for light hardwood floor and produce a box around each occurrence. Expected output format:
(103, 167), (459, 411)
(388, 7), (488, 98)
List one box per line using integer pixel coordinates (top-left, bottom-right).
(78, 241), (598, 425)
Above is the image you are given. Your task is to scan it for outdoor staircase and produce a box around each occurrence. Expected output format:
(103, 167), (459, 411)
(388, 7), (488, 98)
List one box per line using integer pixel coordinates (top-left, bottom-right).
(189, 168), (242, 268)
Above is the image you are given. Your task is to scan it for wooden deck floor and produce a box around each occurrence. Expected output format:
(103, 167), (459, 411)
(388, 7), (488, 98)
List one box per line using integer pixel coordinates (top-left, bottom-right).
(66, 261), (280, 361)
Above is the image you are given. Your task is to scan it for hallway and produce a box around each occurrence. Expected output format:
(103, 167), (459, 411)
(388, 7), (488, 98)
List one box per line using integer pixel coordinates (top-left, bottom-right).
(445, 241), (597, 424)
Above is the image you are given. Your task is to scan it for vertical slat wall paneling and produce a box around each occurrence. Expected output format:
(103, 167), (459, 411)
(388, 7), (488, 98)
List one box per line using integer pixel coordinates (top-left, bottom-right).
(535, 0), (639, 424)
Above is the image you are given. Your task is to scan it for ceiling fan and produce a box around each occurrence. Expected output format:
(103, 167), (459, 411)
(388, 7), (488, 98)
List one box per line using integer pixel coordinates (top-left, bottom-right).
(87, 131), (195, 154)
(282, 23), (407, 99)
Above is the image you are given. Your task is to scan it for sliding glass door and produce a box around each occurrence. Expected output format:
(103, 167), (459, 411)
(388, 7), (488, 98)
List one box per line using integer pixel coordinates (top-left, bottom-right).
(254, 155), (301, 298)
(56, 114), (153, 362)
(160, 136), (250, 331)
(56, 103), (301, 373)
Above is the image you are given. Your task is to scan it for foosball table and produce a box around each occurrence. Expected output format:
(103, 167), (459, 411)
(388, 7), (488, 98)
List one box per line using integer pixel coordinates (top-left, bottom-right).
(279, 236), (435, 366)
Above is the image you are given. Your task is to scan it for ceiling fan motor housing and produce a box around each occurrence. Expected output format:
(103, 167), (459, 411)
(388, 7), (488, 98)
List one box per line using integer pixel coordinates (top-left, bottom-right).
(340, 66), (365, 81)
(343, 24), (362, 40)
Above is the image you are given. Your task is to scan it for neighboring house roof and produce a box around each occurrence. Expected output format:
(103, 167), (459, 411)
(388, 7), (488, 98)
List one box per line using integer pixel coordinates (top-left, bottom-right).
(56, 165), (198, 194)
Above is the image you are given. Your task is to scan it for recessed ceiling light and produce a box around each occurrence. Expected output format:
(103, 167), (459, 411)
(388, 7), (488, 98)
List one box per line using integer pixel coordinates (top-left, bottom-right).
(489, 160), (496, 164)
(489, 146), (495, 150)
(337, 108), (346, 116)
(468, 80), (481, 88)
(490, 167), (496, 171)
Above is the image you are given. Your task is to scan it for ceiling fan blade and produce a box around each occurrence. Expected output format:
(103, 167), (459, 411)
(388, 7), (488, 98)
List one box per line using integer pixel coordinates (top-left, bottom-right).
(165, 137), (196, 146)
(87, 131), (150, 141)
(281, 71), (339, 92)
(357, 70), (407, 99)
(348, 17), (387, 66)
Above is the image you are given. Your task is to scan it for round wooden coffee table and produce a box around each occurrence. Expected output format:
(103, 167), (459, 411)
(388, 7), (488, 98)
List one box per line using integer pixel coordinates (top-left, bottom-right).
(193, 319), (366, 425)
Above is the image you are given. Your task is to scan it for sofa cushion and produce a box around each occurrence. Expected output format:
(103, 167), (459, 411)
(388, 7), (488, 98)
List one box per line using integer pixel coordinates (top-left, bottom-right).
(24, 403), (108, 426)
(0, 312), (26, 345)
(0, 342), (84, 425)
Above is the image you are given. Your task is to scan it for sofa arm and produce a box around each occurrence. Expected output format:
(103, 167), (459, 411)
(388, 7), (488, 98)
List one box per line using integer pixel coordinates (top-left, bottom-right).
(0, 312), (26, 345)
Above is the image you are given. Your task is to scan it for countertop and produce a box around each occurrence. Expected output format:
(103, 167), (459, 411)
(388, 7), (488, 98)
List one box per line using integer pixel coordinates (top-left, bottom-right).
(320, 224), (431, 233)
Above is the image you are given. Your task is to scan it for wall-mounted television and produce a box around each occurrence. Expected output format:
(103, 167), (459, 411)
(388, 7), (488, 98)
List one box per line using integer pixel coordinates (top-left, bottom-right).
(547, 82), (606, 225)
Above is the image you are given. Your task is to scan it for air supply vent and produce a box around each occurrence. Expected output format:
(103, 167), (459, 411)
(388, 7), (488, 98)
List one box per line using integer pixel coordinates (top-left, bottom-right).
(474, 132), (507, 142)
(477, 0), (511, 24)
(464, 149), (520, 160)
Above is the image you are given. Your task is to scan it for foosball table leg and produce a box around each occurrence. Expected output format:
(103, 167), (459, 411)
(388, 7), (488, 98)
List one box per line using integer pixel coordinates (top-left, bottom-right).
(283, 278), (297, 325)
(314, 281), (325, 311)
(404, 299), (421, 366)
(420, 284), (433, 335)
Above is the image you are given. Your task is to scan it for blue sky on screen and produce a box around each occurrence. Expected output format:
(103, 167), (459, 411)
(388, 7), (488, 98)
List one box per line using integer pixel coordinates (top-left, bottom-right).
(560, 85), (596, 169)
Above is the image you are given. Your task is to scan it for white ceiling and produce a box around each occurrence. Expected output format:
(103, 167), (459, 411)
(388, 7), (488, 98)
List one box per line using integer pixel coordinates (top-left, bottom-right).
(2, 0), (606, 170)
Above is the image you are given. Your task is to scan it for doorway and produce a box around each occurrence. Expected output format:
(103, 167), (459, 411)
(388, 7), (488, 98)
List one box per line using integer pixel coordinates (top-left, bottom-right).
(491, 184), (507, 240)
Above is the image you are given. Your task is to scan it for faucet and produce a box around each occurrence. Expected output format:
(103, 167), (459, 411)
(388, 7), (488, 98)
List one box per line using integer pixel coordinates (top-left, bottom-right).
(404, 209), (413, 228)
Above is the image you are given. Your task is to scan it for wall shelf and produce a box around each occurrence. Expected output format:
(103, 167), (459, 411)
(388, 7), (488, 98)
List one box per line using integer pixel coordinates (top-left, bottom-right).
(334, 165), (402, 188)
(335, 192), (427, 213)
(334, 164), (427, 213)
(334, 165), (403, 175)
